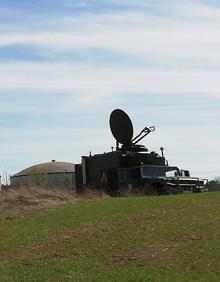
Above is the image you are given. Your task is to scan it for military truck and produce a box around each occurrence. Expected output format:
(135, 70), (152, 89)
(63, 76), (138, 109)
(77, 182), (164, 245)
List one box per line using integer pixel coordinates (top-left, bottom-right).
(75, 109), (208, 195)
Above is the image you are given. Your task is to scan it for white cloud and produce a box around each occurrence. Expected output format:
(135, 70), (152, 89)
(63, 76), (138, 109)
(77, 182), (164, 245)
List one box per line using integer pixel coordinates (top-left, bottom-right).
(0, 0), (220, 181)
(1, 2), (220, 63)
(0, 63), (220, 102)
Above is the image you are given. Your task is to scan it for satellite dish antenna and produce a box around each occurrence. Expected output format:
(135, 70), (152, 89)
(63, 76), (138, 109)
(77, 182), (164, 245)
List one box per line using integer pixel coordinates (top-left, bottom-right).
(109, 109), (155, 152)
(110, 109), (133, 146)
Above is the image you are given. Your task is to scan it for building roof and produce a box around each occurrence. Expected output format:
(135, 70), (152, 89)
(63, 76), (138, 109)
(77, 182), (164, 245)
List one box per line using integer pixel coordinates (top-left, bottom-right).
(13, 161), (75, 177)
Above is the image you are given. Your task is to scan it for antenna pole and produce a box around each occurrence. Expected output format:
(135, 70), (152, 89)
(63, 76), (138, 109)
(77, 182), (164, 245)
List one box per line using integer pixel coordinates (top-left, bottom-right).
(160, 147), (164, 157)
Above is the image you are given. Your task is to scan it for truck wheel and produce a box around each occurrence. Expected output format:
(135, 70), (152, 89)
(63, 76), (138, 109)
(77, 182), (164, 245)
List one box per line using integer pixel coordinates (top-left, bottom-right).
(150, 183), (168, 195)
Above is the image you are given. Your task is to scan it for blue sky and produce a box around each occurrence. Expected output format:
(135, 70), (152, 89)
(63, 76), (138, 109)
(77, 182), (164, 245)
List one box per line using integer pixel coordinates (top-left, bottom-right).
(0, 0), (220, 181)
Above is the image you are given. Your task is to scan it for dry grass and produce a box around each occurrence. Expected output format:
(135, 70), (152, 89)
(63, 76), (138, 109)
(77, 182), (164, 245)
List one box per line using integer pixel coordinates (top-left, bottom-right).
(0, 186), (77, 209)
(0, 183), (184, 211)
(0, 185), (109, 210)
(77, 186), (109, 199)
(0, 185), (107, 223)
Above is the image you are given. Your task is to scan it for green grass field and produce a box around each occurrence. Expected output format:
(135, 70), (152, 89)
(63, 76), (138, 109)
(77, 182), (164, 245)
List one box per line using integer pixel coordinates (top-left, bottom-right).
(1, 192), (220, 282)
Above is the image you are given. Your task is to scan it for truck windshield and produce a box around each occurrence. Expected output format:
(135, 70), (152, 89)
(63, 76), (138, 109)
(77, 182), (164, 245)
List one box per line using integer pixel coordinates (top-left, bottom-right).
(166, 170), (178, 177)
(141, 166), (179, 178)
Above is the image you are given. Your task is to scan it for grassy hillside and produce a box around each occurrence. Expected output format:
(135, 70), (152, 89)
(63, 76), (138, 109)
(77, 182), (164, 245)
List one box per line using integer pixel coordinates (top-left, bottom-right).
(0, 191), (220, 282)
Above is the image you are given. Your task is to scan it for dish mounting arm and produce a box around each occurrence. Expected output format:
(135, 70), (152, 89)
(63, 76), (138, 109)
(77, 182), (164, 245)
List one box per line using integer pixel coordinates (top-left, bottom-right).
(132, 126), (155, 144)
